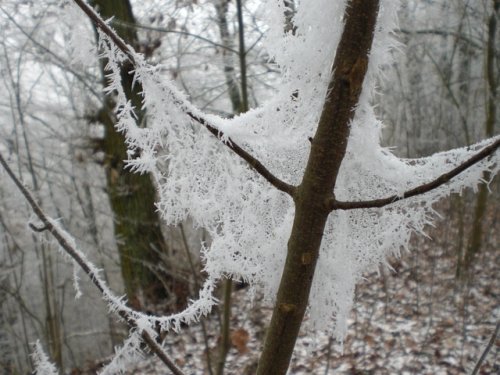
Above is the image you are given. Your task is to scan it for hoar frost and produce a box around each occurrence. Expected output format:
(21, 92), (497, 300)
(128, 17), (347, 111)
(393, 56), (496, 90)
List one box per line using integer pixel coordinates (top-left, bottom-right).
(77, 0), (500, 343)
(32, 341), (59, 375)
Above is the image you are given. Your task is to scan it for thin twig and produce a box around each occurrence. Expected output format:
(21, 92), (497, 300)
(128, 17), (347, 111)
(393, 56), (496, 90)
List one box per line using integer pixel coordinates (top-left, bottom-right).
(111, 19), (239, 54)
(71, 0), (296, 197)
(323, 336), (333, 375)
(186, 113), (295, 196)
(330, 138), (500, 210)
(0, 6), (101, 99)
(73, 0), (136, 61)
(398, 28), (490, 54)
(179, 223), (201, 290)
(179, 224), (214, 375)
(0, 153), (185, 375)
(215, 279), (232, 375)
(28, 223), (49, 232)
(470, 321), (500, 375)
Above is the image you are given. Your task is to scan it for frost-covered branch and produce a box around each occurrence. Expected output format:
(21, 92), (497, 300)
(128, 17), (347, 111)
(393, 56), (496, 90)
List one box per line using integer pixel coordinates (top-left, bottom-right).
(0, 153), (185, 375)
(31, 341), (59, 375)
(330, 137), (500, 210)
(71, 0), (295, 197)
(0, 6), (101, 99)
(187, 112), (296, 195)
(257, 1), (381, 373)
(47, 1), (500, 374)
(73, 0), (136, 61)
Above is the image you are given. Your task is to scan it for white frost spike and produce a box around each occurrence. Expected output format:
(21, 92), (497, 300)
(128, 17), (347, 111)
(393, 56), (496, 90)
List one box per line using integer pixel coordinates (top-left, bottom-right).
(31, 341), (59, 375)
(72, 261), (82, 299)
(99, 331), (144, 375)
(44, 215), (219, 333)
(86, 0), (500, 345)
(59, 0), (96, 67)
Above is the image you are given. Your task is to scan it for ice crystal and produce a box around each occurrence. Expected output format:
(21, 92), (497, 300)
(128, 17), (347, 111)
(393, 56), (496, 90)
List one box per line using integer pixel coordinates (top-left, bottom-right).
(31, 341), (59, 375)
(84, 0), (499, 342)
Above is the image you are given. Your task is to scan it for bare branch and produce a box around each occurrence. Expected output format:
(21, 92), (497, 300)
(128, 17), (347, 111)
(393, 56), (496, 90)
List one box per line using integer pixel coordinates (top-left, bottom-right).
(111, 19), (239, 54)
(72, 0), (296, 197)
(73, 0), (136, 62)
(471, 321), (500, 375)
(28, 222), (49, 232)
(399, 28), (484, 51)
(329, 138), (500, 211)
(187, 112), (296, 196)
(0, 6), (101, 99)
(0, 153), (185, 375)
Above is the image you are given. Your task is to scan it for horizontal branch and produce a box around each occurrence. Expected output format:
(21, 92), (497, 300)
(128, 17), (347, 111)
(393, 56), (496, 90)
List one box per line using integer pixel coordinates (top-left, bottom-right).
(72, 0), (295, 197)
(187, 112), (296, 196)
(330, 137), (500, 211)
(399, 28), (482, 50)
(111, 19), (239, 54)
(0, 153), (185, 375)
(398, 28), (500, 59)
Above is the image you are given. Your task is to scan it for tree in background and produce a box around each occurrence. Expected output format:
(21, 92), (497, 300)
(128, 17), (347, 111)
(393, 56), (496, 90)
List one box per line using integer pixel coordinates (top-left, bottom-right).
(379, 0), (499, 278)
(1, 0), (499, 374)
(88, 0), (179, 307)
(462, 0), (499, 278)
(0, 0), (273, 371)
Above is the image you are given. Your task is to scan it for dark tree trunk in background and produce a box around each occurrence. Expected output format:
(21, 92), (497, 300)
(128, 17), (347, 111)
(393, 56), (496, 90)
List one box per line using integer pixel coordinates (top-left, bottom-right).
(461, 0), (499, 279)
(214, 0), (244, 114)
(90, 0), (184, 307)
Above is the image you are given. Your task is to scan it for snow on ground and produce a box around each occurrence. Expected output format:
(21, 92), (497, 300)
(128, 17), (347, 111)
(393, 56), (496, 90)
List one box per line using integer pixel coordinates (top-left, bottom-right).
(80, 197), (498, 374)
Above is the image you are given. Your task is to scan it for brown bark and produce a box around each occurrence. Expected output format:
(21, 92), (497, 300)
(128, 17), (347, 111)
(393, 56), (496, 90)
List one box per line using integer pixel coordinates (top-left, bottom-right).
(89, 0), (178, 305)
(256, 2), (380, 374)
(0, 154), (185, 375)
(214, 0), (244, 114)
(462, 0), (499, 277)
(69, 1), (500, 373)
(215, 3), (248, 372)
(75, 0), (295, 196)
(330, 138), (500, 210)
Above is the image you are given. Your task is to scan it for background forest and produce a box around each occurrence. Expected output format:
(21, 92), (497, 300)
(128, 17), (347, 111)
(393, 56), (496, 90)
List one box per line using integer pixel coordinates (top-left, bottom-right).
(0, 0), (498, 374)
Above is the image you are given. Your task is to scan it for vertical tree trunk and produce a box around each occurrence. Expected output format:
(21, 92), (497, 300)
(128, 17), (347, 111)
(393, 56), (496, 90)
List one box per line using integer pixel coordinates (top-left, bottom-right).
(90, 0), (177, 305)
(80, 173), (122, 347)
(256, 1), (380, 374)
(283, 0), (296, 34)
(214, 2), (249, 372)
(214, 0), (244, 114)
(462, 0), (498, 277)
(41, 243), (63, 369)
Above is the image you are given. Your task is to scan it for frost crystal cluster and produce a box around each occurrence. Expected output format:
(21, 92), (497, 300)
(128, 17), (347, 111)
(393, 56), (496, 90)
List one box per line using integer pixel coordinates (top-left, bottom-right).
(31, 341), (59, 375)
(70, 0), (499, 342)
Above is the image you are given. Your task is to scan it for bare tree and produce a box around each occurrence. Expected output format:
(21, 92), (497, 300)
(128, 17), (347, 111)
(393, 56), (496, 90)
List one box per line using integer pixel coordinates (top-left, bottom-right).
(1, 0), (499, 374)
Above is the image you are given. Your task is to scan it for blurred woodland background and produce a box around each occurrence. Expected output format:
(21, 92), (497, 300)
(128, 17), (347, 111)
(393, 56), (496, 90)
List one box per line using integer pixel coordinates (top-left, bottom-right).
(0, 0), (498, 373)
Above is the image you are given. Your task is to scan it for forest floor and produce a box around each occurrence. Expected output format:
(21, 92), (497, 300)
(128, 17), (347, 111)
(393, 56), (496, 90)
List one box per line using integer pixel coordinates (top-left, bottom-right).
(86, 196), (499, 374)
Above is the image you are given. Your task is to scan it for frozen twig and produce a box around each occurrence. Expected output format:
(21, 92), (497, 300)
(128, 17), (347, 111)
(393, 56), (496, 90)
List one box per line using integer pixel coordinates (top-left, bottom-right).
(0, 153), (185, 375)
(31, 341), (59, 375)
(329, 137), (500, 210)
(71, 0), (296, 197)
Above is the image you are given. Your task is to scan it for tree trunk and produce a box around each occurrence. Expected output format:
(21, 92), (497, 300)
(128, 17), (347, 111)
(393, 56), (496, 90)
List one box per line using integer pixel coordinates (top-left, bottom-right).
(462, 0), (498, 278)
(90, 0), (180, 306)
(256, 1), (380, 374)
(214, 0), (244, 114)
(214, 2), (249, 372)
